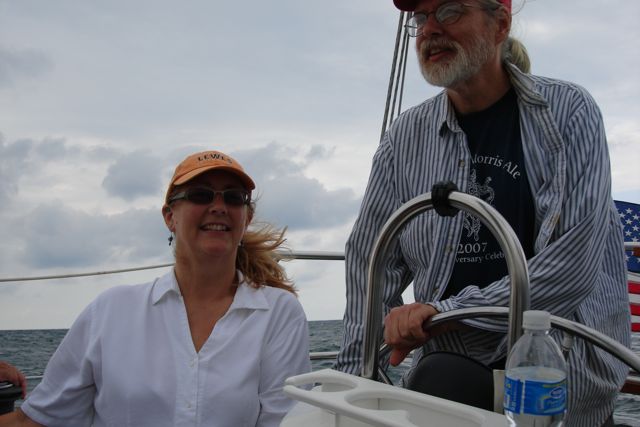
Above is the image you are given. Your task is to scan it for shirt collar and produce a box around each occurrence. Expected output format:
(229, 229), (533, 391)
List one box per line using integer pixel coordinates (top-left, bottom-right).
(228, 272), (270, 311)
(504, 62), (548, 106)
(151, 269), (181, 304)
(436, 92), (460, 135)
(427, 90), (461, 135)
(150, 269), (270, 311)
(432, 62), (548, 136)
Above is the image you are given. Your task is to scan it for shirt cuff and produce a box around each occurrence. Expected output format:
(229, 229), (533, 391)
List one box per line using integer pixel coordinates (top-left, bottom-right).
(428, 298), (458, 313)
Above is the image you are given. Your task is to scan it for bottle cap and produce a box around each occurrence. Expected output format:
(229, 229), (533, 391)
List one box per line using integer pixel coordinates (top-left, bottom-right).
(522, 310), (551, 330)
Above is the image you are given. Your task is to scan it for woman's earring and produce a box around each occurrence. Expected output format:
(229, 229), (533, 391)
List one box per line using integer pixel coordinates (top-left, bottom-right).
(168, 234), (174, 246)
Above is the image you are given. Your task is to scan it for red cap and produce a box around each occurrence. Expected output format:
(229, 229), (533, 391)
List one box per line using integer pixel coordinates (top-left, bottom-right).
(393, 0), (511, 13)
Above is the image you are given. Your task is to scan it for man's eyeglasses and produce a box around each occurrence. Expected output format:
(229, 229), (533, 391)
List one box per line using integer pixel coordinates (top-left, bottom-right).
(405, 2), (489, 37)
(168, 187), (251, 207)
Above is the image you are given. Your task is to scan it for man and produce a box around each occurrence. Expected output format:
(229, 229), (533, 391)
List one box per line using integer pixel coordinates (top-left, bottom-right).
(334, 0), (631, 425)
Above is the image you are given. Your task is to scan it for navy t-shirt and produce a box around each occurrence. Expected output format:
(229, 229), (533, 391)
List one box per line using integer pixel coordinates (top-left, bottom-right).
(442, 88), (535, 299)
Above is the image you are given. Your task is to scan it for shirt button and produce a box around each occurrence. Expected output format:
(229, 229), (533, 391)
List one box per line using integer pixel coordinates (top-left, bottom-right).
(458, 159), (465, 168)
(189, 359), (195, 367)
(187, 402), (192, 409)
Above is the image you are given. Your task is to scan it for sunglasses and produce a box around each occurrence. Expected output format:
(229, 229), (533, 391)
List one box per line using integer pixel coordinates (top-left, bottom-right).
(168, 187), (250, 207)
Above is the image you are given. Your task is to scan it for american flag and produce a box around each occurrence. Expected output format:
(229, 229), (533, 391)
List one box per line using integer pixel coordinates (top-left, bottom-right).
(614, 200), (640, 332)
(615, 200), (640, 273)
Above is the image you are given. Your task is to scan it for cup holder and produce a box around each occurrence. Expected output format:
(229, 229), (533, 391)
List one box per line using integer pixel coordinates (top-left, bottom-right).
(318, 380), (356, 393)
(347, 392), (485, 427)
(284, 370), (357, 393)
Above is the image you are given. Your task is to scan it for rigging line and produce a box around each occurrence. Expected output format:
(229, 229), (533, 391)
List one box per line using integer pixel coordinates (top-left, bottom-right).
(388, 36), (403, 122)
(400, 26), (411, 116)
(0, 251), (346, 284)
(380, 11), (406, 141)
(389, 13), (409, 128)
(395, 20), (411, 120)
(388, 41), (401, 122)
(0, 263), (174, 283)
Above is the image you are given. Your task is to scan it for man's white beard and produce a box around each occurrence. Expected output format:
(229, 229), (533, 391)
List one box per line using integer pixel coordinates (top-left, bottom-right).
(418, 33), (495, 88)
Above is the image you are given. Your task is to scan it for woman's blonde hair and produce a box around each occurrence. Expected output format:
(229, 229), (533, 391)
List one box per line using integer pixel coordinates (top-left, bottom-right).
(236, 216), (297, 295)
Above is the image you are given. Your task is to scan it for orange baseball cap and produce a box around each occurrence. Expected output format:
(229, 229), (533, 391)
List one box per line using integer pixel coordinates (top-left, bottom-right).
(165, 150), (255, 203)
(393, 0), (511, 13)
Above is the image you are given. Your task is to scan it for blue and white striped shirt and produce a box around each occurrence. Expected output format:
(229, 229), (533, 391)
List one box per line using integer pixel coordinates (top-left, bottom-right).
(335, 64), (631, 426)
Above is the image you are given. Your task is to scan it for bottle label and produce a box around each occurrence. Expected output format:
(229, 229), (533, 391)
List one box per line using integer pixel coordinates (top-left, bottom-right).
(504, 376), (566, 415)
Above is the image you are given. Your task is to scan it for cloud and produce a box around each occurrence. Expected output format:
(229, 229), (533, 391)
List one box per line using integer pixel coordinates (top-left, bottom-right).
(19, 203), (168, 270)
(609, 121), (640, 194)
(234, 143), (361, 230)
(0, 46), (53, 88)
(102, 150), (163, 201)
(0, 136), (67, 205)
(0, 136), (121, 208)
(0, 0), (395, 143)
(0, 135), (31, 204)
(1, 139), (359, 276)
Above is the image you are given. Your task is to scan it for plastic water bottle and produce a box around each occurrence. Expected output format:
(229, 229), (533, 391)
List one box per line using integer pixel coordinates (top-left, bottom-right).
(503, 310), (567, 426)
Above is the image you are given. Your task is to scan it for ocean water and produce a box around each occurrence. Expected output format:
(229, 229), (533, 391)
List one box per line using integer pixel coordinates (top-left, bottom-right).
(1, 322), (639, 425)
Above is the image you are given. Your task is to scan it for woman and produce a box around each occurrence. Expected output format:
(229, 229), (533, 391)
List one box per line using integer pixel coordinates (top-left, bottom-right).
(0, 150), (311, 426)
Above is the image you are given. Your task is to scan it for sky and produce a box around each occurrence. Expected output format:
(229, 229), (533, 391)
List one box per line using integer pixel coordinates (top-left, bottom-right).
(0, 0), (639, 330)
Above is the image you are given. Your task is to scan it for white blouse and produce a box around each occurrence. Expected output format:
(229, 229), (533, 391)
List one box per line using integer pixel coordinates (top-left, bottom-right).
(21, 270), (311, 427)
